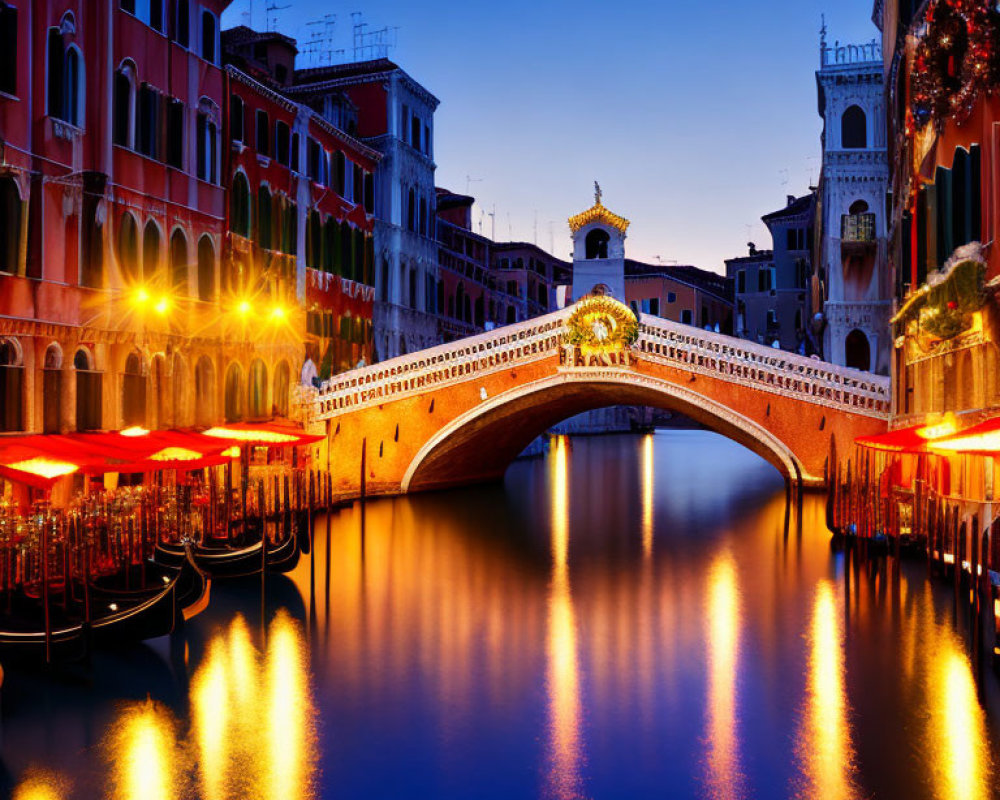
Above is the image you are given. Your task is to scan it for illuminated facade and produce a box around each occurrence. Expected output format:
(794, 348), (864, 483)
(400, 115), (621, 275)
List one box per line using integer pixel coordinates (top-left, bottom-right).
(815, 33), (891, 374)
(291, 59), (440, 361)
(0, 0), (294, 435)
(878, 0), (1000, 425)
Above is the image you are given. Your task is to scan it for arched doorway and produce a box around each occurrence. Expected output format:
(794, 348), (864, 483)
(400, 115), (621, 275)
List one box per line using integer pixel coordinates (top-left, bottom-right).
(248, 358), (267, 420)
(273, 360), (290, 417)
(74, 348), (102, 431)
(151, 354), (168, 429)
(171, 353), (187, 427)
(224, 362), (244, 423)
(170, 229), (188, 294)
(42, 343), (62, 433)
(844, 329), (871, 371)
(0, 338), (23, 431)
(194, 356), (215, 427)
(122, 350), (147, 428)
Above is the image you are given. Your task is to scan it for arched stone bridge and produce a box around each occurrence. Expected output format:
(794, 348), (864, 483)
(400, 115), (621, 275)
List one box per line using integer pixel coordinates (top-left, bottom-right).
(302, 302), (890, 497)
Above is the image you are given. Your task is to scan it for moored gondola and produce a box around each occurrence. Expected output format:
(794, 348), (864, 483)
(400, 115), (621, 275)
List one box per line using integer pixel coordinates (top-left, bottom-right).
(0, 544), (204, 661)
(154, 528), (299, 579)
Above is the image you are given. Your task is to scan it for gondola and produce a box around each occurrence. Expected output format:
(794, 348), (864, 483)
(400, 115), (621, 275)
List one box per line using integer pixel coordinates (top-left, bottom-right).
(0, 544), (203, 661)
(153, 528), (299, 579)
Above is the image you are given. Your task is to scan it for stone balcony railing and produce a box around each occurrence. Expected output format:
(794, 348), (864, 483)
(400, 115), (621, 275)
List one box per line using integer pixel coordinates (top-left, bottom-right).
(306, 307), (892, 421)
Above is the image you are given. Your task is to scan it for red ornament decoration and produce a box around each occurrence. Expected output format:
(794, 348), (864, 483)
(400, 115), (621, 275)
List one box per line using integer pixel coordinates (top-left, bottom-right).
(910, 0), (1000, 130)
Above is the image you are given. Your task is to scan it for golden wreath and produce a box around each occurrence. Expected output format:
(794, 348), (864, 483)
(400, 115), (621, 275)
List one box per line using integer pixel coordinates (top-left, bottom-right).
(564, 295), (639, 350)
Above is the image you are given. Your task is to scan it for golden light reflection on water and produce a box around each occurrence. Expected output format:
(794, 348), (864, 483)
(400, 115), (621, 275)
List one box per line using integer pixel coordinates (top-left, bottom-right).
(641, 434), (654, 559)
(703, 549), (745, 799)
(923, 611), (991, 800)
(545, 435), (584, 800)
(107, 701), (181, 800)
(795, 580), (858, 800)
(10, 769), (69, 800)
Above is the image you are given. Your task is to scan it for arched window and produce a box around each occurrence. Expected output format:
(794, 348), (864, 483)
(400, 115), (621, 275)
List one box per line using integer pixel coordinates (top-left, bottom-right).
(118, 213), (139, 282)
(74, 348), (102, 431)
(585, 229), (610, 259)
(273, 360), (290, 417)
(275, 120), (290, 167)
(0, 176), (22, 274)
(113, 63), (135, 147)
(841, 105), (866, 149)
(122, 351), (146, 428)
(63, 46), (81, 125)
(194, 356), (214, 427)
(248, 358), (267, 419)
(197, 235), (214, 301)
(224, 362), (244, 423)
(230, 172), (250, 237)
(845, 329), (870, 371)
(169, 229), (188, 293)
(196, 109), (218, 183)
(171, 353), (187, 427)
(47, 28), (64, 119)
(0, 338), (23, 431)
(49, 18), (85, 127)
(257, 185), (272, 249)
(143, 220), (161, 282)
(848, 199), (869, 215)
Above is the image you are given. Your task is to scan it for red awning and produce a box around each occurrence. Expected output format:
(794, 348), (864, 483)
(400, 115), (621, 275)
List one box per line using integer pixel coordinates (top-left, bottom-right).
(199, 421), (325, 449)
(855, 424), (932, 454)
(927, 416), (1000, 455)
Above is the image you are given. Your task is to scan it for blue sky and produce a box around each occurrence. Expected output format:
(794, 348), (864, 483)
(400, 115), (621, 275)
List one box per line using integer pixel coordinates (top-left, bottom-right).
(223, 1), (881, 273)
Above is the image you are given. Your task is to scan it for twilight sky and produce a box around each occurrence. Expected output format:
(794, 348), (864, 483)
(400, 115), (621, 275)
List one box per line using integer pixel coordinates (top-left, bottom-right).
(222, 1), (881, 273)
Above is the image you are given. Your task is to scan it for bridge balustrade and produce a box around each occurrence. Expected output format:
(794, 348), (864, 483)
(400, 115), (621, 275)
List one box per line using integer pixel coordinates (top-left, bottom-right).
(307, 308), (890, 421)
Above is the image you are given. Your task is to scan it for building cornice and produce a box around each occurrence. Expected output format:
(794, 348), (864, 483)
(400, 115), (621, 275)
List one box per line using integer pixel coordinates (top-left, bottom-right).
(226, 66), (299, 114)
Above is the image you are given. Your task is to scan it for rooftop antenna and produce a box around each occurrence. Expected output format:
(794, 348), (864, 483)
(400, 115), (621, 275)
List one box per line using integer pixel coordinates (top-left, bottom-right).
(778, 168), (789, 187)
(465, 175), (482, 196)
(352, 12), (399, 62)
(305, 15), (338, 66)
(489, 205), (497, 242)
(265, 2), (289, 32)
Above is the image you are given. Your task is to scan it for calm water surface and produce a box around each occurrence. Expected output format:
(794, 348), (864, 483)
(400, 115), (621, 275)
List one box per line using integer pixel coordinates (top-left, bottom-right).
(4, 430), (1000, 799)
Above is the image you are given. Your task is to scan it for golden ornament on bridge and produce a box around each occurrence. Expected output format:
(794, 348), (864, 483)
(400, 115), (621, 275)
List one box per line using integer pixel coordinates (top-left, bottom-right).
(564, 293), (639, 356)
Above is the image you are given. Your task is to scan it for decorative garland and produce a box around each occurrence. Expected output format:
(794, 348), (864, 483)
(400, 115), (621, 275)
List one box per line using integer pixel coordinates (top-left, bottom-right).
(564, 295), (638, 351)
(911, 0), (1000, 130)
(898, 257), (986, 340)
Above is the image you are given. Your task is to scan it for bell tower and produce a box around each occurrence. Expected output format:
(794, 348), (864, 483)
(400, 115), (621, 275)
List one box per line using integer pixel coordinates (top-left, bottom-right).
(569, 182), (629, 302)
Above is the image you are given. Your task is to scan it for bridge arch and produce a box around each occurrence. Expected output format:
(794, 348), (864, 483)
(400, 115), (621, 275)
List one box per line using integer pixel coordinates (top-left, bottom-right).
(401, 371), (805, 494)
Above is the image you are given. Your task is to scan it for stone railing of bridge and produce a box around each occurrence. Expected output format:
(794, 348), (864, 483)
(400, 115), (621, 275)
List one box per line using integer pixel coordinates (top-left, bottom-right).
(304, 308), (892, 421)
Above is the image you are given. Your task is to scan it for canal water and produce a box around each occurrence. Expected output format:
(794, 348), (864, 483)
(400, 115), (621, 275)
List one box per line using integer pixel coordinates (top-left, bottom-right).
(3, 430), (1000, 799)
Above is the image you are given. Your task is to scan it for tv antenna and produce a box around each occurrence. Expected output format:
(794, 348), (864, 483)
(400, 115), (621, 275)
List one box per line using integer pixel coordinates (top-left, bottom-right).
(305, 15), (340, 66)
(465, 175), (482, 196)
(488, 205), (497, 241)
(265, 2), (289, 31)
(351, 12), (399, 62)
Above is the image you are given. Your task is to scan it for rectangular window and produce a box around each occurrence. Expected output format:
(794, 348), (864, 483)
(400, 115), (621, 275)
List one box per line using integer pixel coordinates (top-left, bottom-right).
(411, 115), (421, 150)
(275, 120), (290, 167)
(201, 11), (216, 64)
(137, 84), (160, 158)
(149, 0), (163, 31)
(424, 123), (431, 156)
(650, 298), (659, 316)
(290, 133), (299, 172)
(230, 94), (244, 142)
(120, 0), (136, 12)
(766, 310), (778, 328)
(786, 228), (796, 250)
(667, 291), (676, 303)
(641, 298), (651, 314)
(307, 138), (321, 182)
(256, 110), (269, 157)
(196, 113), (217, 182)
(681, 309), (693, 325)
(0, 3), (15, 97)
(737, 271), (745, 294)
(165, 98), (184, 169)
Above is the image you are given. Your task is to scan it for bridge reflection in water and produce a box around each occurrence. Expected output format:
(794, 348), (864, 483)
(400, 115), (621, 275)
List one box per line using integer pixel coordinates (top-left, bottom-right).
(5, 431), (1000, 799)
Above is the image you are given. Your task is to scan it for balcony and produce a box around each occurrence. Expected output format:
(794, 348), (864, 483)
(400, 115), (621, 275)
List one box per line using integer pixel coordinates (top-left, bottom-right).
(841, 213), (876, 243)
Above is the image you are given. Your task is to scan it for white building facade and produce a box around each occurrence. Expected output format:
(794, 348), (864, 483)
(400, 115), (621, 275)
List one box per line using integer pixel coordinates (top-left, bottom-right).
(816, 35), (892, 374)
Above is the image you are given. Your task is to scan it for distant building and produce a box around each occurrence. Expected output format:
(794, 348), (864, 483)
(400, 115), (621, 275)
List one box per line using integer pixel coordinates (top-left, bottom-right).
(625, 261), (733, 333)
(727, 192), (816, 353)
(815, 32), (890, 373)
(291, 59), (441, 361)
(492, 243), (572, 320)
